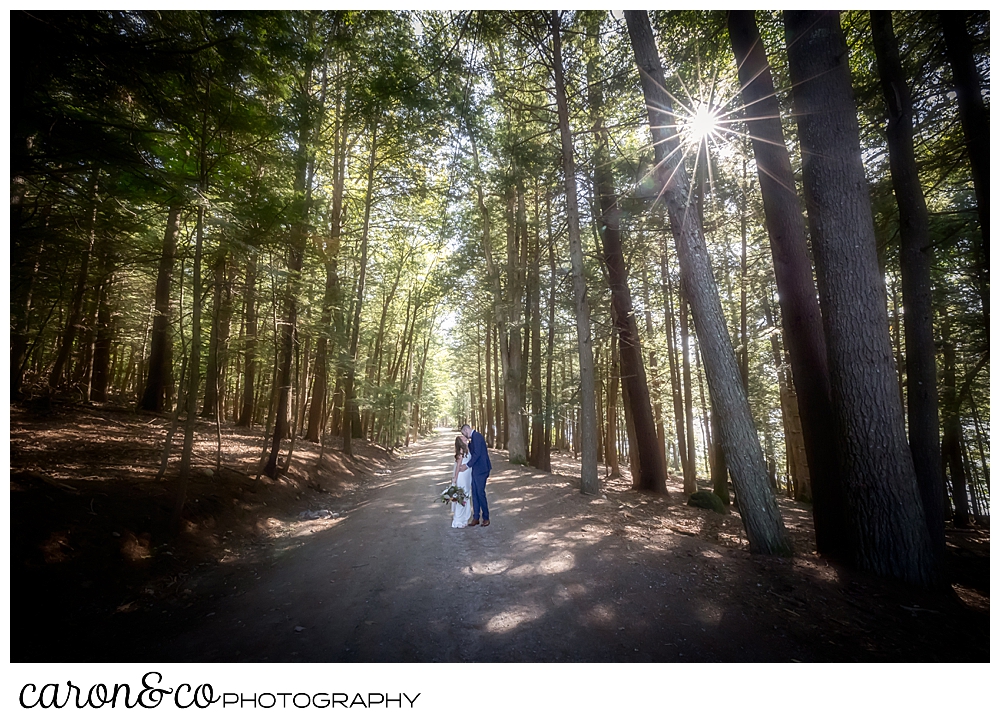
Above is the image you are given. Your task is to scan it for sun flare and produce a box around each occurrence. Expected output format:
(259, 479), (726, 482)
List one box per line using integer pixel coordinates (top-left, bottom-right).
(682, 102), (722, 146)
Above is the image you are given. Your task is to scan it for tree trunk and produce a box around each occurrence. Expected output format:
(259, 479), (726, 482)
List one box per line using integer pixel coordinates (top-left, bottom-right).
(503, 185), (528, 465)
(661, 245), (687, 474)
(11, 221), (46, 398)
(871, 10), (947, 554)
(264, 238), (304, 477)
(711, 407), (730, 504)
(237, 253), (258, 427)
(627, 10), (791, 554)
(201, 249), (227, 418)
(679, 292), (697, 493)
(641, 261), (668, 472)
(552, 10), (599, 495)
(620, 363), (641, 483)
(528, 202), (545, 468)
(696, 343), (712, 478)
(309, 75), (349, 442)
(739, 154), (749, 392)
(50, 171), (99, 391)
(89, 255), (114, 402)
(785, 10), (935, 583)
(518, 184), (531, 454)
(940, 10), (989, 329)
(605, 330), (622, 478)
(494, 325), (503, 447)
(940, 325), (970, 528)
(265, 59), (321, 474)
(175, 198), (204, 525)
(484, 309), (494, 447)
(763, 295), (811, 502)
(343, 121), (378, 457)
(139, 204), (181, 411)
(728, 10), (849, 559)
(588, 43), (666, 493)
(409, 326), (432, 444)
(540, 215), (556, 472)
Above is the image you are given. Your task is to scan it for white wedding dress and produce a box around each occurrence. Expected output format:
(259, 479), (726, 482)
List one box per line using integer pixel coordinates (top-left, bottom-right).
(451, 453), (473, 528)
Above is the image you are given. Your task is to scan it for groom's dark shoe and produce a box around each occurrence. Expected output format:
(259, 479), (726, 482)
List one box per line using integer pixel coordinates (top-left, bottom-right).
(482, 519), (490, 527)
(468, 519), (480, 527)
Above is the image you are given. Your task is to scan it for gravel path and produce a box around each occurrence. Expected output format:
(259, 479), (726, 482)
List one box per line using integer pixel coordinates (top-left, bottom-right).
(154, 431), (986, 663)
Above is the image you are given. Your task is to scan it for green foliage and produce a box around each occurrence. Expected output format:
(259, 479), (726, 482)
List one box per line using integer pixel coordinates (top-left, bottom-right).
(11, 10), (988, 495)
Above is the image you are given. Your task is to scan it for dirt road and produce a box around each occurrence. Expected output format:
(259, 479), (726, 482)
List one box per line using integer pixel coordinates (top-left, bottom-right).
(152, 431), (987, 663)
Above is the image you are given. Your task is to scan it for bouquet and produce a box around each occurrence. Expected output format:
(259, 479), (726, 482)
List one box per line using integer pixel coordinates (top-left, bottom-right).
(438, 484), (467, 505)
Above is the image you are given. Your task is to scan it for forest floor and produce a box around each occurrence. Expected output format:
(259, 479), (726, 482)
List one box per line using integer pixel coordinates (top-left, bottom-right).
(9, 403), (990, 662)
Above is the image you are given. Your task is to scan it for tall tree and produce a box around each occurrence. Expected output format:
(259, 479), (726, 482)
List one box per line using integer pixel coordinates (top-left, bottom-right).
(550, 11), (599, 494)
(870, 10), (946, 553)
(307, 58), (350, 442)
(727, 10), (849, 558)
(265, 15), (324, 477)
(660, 245), (690, 482)
(48, 172), (100, 391)
(784, 10), (935, 584)
(586, 16), (666, 493)
(527, 197), (545, 468)
(139, 204), (182, 412)
(626, 10), (791, 554)
(940, 10), (989, 325)
(343, 119), (378, 456)
(236, 253), (258, 427)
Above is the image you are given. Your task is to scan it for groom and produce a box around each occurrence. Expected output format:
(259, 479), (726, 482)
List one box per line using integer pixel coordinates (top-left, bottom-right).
(460, 423), (491, 527)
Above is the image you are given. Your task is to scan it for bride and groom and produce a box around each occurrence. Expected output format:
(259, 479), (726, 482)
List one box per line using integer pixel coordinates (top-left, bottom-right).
(449, 423), (491, 528)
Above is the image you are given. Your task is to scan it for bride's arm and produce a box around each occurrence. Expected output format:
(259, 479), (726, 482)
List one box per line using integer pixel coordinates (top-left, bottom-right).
(451, 459), (458, 485)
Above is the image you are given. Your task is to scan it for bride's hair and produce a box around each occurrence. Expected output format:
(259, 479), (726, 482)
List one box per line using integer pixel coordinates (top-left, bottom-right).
(454, 435), (469, 461)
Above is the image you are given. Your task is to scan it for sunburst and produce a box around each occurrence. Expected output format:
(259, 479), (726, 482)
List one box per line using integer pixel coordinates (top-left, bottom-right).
(680, 102), (724, 149)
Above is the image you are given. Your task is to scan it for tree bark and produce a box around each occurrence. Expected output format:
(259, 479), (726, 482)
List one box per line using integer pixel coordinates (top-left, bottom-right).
(237, 253), (258, 427)
(89, 256), (114, 402)
(494, 324), (503, 447)
(627, 10), (790, 554)
(343, 121), (378, 457)
(588, 36), (666, 492)
(484, 308), (494, 447)
(540, 213), (556, 472)
(528, 201), (545, 468)
(679, 291), (697, 493)
(605, 330), (622, 478)
(175, 198), (204, 525)
(940, 324), (971, 528)
(641, 261), (668, 472)
(762, 295), (811, 502)
(502, 185), (528, 464)
(552, 10), (599, 494)
(139, 204), (181, 412)
(940, 10), (989, 329)
(201, 249), (230, 418)
(785, 10), (935, 583)
(871, 10), (947, 553)
(660, 244), (687, 474)
(265, 55), (321, 474)
(49, 171), (99, 391)
(728, 10), (849, 558)
(308, 73), (349, 442)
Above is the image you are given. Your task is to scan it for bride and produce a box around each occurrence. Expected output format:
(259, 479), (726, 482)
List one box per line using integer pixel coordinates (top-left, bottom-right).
(450, 434), (473, 528)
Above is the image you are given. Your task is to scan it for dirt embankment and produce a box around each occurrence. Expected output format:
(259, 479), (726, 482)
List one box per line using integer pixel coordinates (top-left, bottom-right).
(10, 402), (391, 661)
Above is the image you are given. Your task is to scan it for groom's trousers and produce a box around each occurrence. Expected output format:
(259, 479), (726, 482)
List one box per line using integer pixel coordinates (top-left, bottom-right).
(471, 472), (489, 521)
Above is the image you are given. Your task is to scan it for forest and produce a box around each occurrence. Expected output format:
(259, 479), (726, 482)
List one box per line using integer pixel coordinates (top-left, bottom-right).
(10, 10), (989, 663)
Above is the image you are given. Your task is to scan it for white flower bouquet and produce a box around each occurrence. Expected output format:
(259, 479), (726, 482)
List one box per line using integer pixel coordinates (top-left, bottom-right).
(438, 484), (467, 505)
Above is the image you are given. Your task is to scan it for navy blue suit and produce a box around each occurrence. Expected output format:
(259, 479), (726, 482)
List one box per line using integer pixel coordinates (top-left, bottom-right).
(466, 429), (491, 521)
